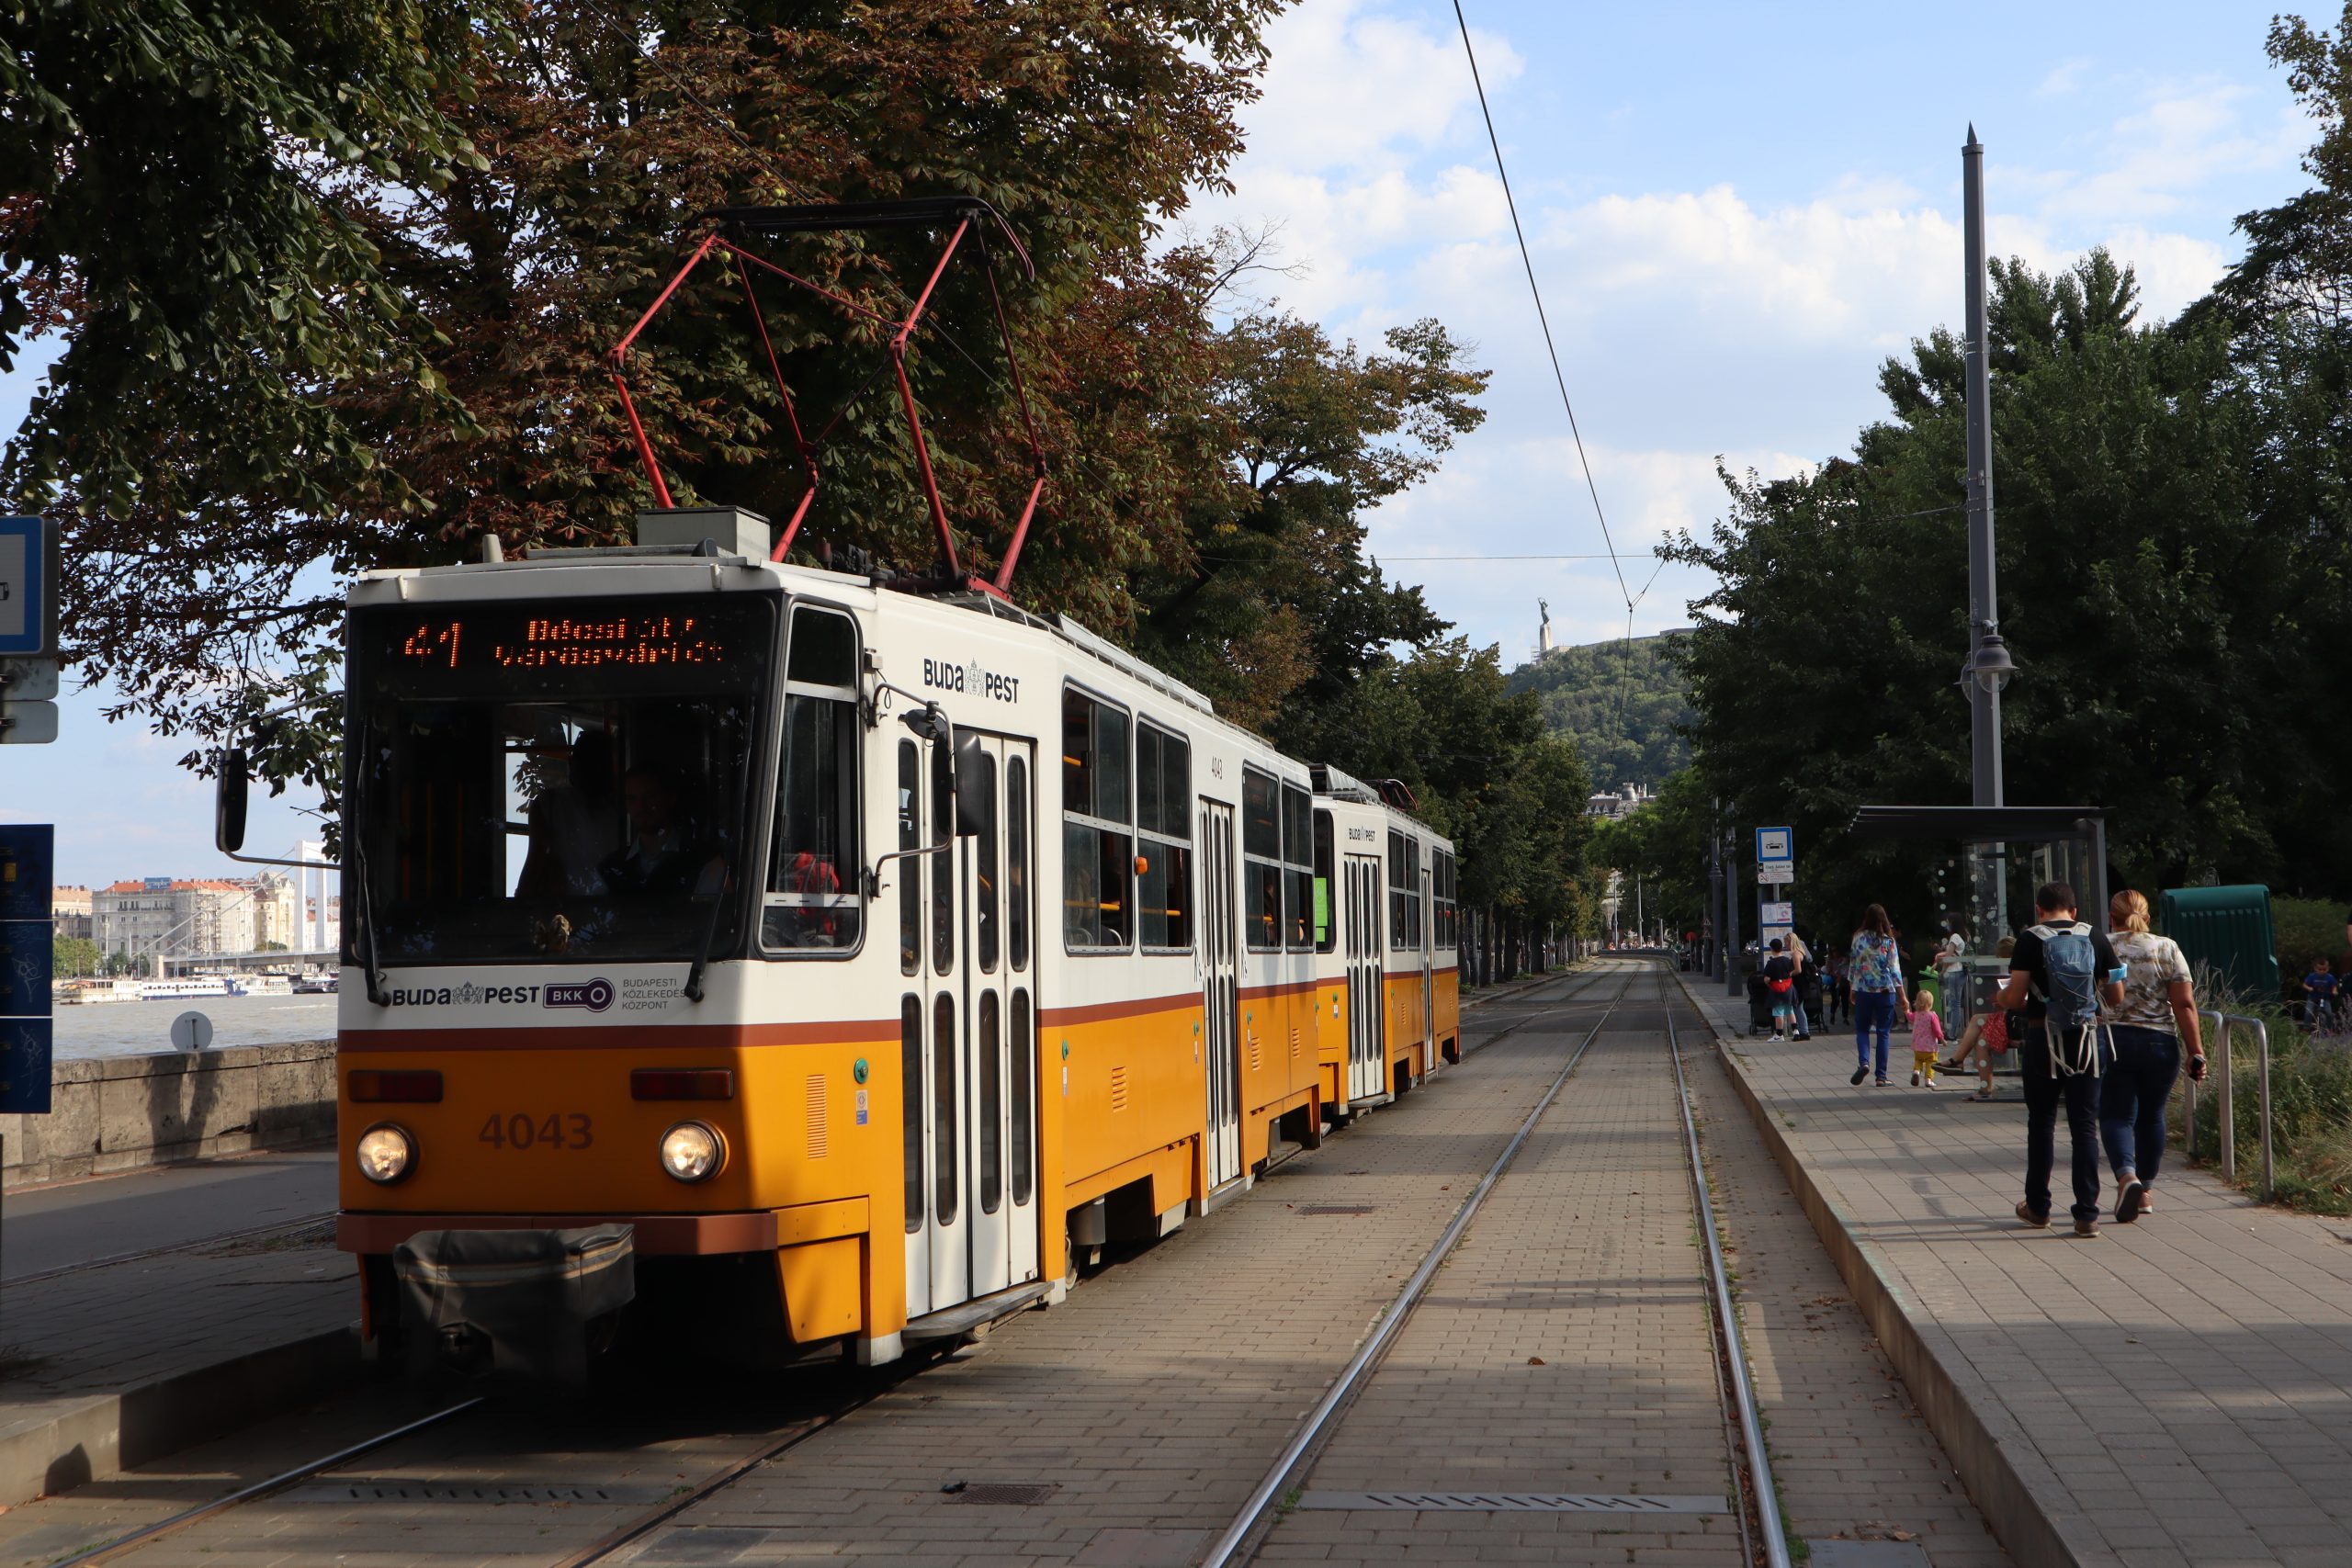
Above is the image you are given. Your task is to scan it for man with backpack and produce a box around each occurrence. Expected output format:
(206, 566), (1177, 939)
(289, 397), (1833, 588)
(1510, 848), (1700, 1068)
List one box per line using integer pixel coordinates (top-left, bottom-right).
(1995, 882), (2126, 1237)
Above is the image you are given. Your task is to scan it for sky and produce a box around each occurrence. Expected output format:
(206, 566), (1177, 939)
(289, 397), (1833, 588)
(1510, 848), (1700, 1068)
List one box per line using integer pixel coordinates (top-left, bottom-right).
(6, 0), (2324, 887)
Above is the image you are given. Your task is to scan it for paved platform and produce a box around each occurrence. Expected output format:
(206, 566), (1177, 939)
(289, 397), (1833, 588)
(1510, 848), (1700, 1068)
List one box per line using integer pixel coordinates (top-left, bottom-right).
(0, 1147), (356, 1505)
(1681, 971), (2352, 1568)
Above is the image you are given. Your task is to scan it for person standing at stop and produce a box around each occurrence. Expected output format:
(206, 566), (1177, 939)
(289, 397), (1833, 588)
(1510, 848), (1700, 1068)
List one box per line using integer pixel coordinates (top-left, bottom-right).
(1847, 905), (1905, 1086)
(1996, 881), (2125, 1237)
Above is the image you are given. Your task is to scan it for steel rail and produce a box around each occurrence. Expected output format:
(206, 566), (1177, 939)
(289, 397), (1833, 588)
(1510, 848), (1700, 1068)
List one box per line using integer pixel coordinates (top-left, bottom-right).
(1199, 964), (1638, 1568)
(558, 1388), (886, 1568)
(45, 1398), (485, 1568)
(1665, 982), (1795, 1568)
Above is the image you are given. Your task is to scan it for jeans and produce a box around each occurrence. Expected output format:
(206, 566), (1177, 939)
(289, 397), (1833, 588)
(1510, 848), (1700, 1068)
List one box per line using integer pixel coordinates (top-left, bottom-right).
(1853, 989), (1897, 1079)
(2100, 1024), (2180, 1185)
(2021, 1023), (2114, 1224)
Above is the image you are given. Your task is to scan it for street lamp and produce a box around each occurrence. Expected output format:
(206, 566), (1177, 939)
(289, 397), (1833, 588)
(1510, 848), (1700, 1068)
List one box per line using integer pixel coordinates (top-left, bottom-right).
(1962, 627), (2016, 694)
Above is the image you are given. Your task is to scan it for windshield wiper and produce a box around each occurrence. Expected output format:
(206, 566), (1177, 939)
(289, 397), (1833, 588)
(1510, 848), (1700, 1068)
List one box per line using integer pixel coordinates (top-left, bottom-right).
(683, 754), (756, 1004)
(348, 722), (390, 1007)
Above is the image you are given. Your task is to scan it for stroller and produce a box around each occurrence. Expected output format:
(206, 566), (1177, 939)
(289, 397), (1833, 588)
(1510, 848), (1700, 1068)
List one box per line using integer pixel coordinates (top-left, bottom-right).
(1745, 973), (1776, 1035)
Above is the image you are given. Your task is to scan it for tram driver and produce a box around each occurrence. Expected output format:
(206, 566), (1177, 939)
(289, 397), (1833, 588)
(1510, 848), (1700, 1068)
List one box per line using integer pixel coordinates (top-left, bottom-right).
(600, 765), (727, 902)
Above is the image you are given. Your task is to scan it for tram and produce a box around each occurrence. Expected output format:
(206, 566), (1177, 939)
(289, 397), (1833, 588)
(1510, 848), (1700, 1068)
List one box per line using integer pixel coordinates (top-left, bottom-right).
(248, 198), (1464, 1376)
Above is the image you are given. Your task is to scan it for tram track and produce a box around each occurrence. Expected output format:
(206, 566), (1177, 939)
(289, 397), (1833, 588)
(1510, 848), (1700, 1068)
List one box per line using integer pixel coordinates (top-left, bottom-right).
(1207, 959), (1796, 1568)
(1201, 964), (1643, 1568)
(4, 1210), (336, 1288)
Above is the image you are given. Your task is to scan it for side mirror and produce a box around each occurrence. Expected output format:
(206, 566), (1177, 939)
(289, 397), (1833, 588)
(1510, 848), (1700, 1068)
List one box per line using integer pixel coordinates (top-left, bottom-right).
(215, 747), (249, 854)
(954, 733), (989, 837)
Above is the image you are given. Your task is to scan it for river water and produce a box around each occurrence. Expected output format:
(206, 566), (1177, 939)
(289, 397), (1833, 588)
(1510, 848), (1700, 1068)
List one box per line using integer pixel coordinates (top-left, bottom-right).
(51, 995), (339, 1061)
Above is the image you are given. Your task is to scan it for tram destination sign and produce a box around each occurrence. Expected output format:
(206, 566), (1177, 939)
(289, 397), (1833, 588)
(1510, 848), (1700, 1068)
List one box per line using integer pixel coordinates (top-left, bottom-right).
(366, 597), (775, 696)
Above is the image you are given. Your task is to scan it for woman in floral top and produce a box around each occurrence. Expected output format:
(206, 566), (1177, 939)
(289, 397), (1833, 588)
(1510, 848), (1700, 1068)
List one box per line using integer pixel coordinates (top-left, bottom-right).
(1847, 904), (1905, 1087)
(2101, 890), (2206, 1223)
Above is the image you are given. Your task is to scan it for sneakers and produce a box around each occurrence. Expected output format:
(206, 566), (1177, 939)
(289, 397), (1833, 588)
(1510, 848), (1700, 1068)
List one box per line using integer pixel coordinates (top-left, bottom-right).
(1771, 1032), (1785, 1042)
(2116, 1179), (2146, 1224)
(1849, 1066), (1869, 1086)
(2015, 1201), (2049, 1228)
(1910, 1069), (1923, 1087)
(2074, 1217), (2099, 1239)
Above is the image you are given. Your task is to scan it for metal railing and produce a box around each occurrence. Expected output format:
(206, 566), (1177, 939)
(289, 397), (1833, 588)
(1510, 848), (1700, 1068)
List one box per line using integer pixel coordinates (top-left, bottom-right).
(2187, 1010), (2272, 1200)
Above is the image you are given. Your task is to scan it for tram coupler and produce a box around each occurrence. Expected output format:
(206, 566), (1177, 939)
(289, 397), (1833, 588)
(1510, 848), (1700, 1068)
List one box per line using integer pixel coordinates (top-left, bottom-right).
(391, 1225), (636, 1384)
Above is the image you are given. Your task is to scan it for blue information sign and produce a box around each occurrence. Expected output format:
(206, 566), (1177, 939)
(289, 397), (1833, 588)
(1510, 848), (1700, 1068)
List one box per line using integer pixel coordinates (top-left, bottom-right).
(1756, 826), (1793, 863)
(0, 825), (51, 922)
(0, 517), (50, 657)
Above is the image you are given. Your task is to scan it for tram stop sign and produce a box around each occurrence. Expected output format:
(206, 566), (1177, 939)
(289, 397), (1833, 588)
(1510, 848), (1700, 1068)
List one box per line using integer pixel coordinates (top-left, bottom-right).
(0, 517), (59, 746)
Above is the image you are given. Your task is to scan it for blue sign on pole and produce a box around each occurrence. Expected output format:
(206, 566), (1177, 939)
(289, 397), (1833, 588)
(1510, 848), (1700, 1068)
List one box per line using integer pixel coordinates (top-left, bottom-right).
(0, 825), (52, 1114)
(1756, 826), (1793, 863)
(0, 517), (51, 657)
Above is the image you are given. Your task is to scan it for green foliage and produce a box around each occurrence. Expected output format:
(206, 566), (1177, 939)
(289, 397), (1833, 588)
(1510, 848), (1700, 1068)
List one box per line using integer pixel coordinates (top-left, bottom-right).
(1507, 632), (1691, 788)
(1584, 767), (1717, 942)
(1132, 305), (1481, 739)
(2273, 897), (2352, 991)
(51, 936), (98, 978)
(2188, 1020), (2352, 1215)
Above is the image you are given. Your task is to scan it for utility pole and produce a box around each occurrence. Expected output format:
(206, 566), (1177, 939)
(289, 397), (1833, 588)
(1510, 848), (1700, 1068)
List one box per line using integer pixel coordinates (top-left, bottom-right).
(1962, 126), (2011, 808)
(1707, 807), (1724, 979)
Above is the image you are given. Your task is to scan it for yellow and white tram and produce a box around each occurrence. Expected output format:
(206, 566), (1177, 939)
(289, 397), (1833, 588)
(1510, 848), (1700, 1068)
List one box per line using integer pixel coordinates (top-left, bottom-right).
(324, 509), (1461, 1373)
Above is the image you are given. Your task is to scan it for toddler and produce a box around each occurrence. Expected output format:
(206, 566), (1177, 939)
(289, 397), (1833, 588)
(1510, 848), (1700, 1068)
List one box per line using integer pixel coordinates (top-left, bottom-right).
(1907, 988), (1946, 1087)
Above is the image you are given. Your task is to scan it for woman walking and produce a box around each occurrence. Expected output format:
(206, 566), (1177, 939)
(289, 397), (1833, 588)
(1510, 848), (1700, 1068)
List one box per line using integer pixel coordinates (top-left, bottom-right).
(1848, 905), (1905, 1086)
(2103, 890), (2206, 1222)
(1787, 933), (1816, 1040)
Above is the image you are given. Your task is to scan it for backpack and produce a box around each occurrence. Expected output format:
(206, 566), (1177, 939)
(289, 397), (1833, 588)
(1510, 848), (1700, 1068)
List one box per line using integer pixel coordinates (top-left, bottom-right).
(2029, 920), (2103, 1075)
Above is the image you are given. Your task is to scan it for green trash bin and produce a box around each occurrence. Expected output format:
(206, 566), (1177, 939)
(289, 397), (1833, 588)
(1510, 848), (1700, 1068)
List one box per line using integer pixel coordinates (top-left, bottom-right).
(2158, 886), (2280, 1006)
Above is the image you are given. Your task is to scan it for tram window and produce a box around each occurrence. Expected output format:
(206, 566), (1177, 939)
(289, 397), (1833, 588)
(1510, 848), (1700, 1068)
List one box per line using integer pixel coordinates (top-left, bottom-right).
(1282, 784), (1314, 952)
(1137, 724), (1193, 952)
(979, 990), (1002, 1214)
(933, 992), (958, 1225)
(977, 753), (1001, 974)
(763, 605), (863, 955)
(763, 692), (861, 953)
(1010, 988), (1034, 1205)
(898, 742), (921, 976)
(1388, 830), (1421, 951)
(1432, 850), (1457, 950)
(1007, 759), (1031, 972)
(933, 743), (955, 972)
(1062, 686), (1134, 952)
(1312, 809), (1336, 953)
(900, 995), (924, 1234)
(1242, 766), (1281, 952)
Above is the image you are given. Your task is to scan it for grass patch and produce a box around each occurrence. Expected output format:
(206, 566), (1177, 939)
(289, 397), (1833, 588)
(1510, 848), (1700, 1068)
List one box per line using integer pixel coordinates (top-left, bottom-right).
(2181, 971), (2352, 1215)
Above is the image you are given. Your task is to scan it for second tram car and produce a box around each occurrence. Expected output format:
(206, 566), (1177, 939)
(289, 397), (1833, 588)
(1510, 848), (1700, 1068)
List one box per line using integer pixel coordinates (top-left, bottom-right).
(322, 519), (1460, 1372)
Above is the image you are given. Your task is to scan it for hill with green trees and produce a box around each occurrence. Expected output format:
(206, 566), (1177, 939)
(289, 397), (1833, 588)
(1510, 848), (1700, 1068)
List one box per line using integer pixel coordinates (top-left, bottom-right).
(1506, 631), (1693, 791)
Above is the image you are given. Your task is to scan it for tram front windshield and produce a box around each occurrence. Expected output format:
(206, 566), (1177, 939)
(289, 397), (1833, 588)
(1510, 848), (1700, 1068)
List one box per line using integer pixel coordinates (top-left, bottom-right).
(347, 595), (776, 966)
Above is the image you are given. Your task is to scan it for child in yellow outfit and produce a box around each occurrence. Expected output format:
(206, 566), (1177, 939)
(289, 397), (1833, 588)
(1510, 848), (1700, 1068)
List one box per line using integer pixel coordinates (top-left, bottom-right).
(1907, 988), (1946, 1087)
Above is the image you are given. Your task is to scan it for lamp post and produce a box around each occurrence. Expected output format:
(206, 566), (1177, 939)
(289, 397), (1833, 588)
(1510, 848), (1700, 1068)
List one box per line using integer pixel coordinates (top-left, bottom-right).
(1962, 126), (2008, 809)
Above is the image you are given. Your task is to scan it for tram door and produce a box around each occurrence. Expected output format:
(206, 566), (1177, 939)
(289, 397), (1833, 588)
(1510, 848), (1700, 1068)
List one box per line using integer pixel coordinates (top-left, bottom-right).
(910, 734), (1040, 1321)
(1344, 855), (1385, 1100)
(1201, 800), (1242, 1188)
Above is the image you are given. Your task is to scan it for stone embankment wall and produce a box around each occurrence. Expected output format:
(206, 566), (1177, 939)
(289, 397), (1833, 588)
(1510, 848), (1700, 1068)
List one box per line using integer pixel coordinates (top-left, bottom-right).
(0, 1042), (336, 1188)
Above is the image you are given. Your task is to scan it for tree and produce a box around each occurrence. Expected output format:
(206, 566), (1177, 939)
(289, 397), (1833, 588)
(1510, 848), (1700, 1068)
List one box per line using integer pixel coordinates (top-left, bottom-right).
(6, 0), (1285, 796)
(52, 935), (99, 978)
(1131, 308), (1484, 740)
(1666, 248), (2303, 928)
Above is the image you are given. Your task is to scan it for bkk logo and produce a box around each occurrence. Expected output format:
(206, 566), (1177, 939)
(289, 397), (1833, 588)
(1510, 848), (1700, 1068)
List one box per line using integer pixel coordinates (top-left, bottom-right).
(543, 978), (615, 1013)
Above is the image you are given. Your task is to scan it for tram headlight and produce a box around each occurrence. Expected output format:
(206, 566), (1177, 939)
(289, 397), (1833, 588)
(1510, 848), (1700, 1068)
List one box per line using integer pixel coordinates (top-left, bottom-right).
(659, 1121), (725, 1184)
(355, 1122), (414, 1184)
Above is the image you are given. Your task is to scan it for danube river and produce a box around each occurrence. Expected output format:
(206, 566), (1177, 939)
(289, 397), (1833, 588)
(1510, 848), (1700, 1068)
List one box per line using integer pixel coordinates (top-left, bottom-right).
(51, 995), (339, 1061)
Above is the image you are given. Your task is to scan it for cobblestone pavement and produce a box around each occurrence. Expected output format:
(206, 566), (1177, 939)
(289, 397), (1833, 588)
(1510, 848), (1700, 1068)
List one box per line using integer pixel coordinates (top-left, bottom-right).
(1690, 974), (2352, 1568)
(0, 1208), (353, 1468)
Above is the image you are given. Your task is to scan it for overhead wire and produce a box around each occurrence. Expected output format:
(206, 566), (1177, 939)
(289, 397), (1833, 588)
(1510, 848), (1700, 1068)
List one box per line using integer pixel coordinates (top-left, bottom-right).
(1451, 0), (1635, 616)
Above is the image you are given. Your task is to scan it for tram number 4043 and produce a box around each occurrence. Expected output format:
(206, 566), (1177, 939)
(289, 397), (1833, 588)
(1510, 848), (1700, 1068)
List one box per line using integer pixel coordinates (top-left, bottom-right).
(479, 1112), (594, 1150)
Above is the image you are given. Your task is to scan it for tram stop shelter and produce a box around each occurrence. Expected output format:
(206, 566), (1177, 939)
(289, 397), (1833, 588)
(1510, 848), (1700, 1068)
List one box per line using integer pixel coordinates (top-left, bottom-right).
(1849, 804), (2108, 1032)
